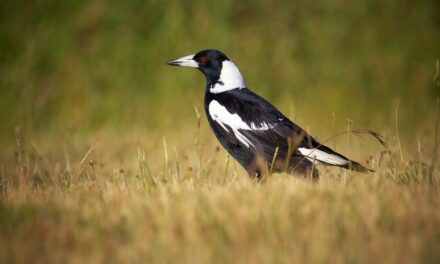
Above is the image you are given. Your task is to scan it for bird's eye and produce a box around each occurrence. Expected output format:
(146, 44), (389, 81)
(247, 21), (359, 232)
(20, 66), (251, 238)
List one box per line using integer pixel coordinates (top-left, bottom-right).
(198, 56), (208, 64)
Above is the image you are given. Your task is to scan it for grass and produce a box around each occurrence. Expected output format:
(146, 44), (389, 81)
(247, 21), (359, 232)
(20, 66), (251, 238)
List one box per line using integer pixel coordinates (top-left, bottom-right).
(1, 110), (439, 263)
(1, 172), (439, 263)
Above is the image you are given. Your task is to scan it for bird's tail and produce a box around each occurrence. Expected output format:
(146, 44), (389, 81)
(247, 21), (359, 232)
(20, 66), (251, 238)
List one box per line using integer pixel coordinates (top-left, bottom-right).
(298, 145), (373, 173)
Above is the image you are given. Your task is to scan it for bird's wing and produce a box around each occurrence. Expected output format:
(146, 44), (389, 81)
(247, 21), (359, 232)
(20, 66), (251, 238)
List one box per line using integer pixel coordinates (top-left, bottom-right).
(208, 88), (308, 159)
(208, 88), (370, 172)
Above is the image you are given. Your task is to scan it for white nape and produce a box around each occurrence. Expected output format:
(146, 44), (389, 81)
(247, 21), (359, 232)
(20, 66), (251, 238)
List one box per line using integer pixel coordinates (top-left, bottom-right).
(298, 148), (349, 165)
(208, 100), (273, 147)
(210, 60), (246, 93)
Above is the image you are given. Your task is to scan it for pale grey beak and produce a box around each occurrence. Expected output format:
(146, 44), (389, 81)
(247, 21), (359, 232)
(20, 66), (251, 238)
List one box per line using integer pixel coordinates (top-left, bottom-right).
(167, 54), (198, 68)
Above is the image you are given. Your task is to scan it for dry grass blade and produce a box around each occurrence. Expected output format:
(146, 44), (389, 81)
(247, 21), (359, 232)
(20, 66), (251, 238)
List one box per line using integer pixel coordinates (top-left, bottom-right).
(315, 128), (388, 151)
(349, 129), (389, 151)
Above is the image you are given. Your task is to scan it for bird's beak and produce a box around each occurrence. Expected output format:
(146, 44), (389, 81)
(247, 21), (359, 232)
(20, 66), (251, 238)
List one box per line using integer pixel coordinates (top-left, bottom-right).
(167, 54), (198, 68)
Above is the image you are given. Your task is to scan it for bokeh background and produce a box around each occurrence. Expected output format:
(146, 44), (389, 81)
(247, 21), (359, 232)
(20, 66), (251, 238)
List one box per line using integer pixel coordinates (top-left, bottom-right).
(1, 1), (440, 263)
(0, 0), (439, 157)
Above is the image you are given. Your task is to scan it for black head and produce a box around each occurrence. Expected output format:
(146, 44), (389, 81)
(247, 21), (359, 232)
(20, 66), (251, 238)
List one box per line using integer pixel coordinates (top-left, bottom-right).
(167, 49), (230, 85)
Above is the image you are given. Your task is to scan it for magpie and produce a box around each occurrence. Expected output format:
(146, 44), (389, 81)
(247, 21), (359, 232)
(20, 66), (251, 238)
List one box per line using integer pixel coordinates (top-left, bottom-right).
(167, 49), (371, 181)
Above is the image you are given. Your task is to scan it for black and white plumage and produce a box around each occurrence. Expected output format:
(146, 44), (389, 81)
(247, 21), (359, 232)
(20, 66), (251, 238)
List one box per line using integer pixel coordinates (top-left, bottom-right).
(167, 49), (371, 180)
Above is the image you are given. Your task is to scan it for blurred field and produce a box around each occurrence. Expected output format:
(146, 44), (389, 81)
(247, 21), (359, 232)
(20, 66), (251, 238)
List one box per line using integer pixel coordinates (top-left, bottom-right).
(1, 0), (440, 263)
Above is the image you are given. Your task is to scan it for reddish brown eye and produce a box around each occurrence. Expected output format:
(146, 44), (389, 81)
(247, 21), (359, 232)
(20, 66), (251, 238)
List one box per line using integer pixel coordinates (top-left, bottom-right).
(199, 56), (208, 64)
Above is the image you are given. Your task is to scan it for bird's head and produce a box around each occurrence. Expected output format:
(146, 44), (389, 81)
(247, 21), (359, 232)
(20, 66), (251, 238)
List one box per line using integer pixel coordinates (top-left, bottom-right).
(167, 49), (245, 92)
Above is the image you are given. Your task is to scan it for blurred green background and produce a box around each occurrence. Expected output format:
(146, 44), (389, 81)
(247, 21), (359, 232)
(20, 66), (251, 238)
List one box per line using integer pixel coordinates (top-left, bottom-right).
(1, 0), (439, 145)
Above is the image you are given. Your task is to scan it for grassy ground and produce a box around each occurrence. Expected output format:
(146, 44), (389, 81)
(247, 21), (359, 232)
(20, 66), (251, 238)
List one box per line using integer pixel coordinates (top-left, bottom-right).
(1, 0), (440, 263)
(1, 115), (440, 263)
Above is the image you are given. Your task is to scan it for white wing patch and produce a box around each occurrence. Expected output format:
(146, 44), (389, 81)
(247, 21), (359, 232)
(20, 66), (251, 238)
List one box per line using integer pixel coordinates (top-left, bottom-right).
(208, 100), (274, 148)
(250, 122), (273, 130)
(210, 60), (246, 93)
(298, 148), (349, 165)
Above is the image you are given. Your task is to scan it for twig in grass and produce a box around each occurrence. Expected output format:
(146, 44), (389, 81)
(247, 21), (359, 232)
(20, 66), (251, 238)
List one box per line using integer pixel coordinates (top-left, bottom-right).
(89, 159), (97, 180)
(433, 60), (440, 87)
(193, 104), (201, 129)
(417, 136), (423, 175)
(430, 97), (439, 184)
(31, 142), (55, 183)
(429, 61), (440, 183)
(346, 118), (353, 149)
(163, 137), (169, 168)
(137, 146), (156, 187)
(349, 129), (389, 150)
(269, 146), (279, 175)
(193, 105), (203, 171)
(331, 112), (336, 149)
(378, 150), (389, 168)
(174, 146), (180, 180)
(395, 105), (405, 164)
(14, 126), (26, 178)
(224, 153), (230, 182)
(78, 142), (98, 180)
(80, 145), (96, 166)
(316, 129), (388, 151)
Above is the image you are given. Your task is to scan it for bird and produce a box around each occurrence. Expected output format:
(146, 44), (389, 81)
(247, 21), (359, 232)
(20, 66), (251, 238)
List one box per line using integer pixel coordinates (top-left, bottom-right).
(167, 49), (371, 181)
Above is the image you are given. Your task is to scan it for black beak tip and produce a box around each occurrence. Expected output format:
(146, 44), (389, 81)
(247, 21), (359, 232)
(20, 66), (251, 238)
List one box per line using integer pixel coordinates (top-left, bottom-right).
(167, 60), (179, 66)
